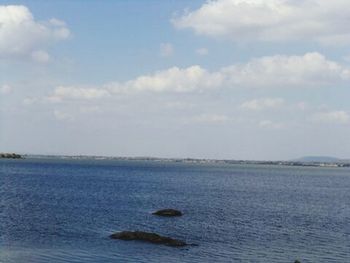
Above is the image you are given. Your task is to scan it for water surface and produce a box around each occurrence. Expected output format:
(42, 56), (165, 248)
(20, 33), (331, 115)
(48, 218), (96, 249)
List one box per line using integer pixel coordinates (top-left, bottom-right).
(1, 158), (349, 262)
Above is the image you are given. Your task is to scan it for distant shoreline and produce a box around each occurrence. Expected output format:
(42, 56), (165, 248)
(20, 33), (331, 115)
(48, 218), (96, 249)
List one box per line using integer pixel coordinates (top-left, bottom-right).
(10, 154), (350, 168)
(0, 153), (23, 159)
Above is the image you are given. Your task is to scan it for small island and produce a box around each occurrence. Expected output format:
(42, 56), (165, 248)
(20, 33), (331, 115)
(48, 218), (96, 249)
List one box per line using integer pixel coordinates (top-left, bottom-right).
(0, 153), (23, 159)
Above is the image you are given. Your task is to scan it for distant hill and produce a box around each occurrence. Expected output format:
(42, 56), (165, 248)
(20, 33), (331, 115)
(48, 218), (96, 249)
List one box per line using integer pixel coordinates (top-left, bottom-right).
(293, 156), (341, 163)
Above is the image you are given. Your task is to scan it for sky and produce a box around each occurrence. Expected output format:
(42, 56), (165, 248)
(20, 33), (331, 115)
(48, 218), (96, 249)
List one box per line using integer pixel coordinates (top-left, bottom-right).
(1, 0), (350, 160)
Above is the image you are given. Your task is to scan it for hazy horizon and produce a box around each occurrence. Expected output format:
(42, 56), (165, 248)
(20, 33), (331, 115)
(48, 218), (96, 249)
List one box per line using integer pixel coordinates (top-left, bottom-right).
(6, 151), (350, 162)
(1, 1), (350, 160)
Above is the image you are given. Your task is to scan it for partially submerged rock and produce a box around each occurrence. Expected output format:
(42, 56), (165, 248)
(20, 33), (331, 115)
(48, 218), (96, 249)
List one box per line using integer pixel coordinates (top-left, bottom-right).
(152, 209), (183, 217)
(110, 231), (187, 247)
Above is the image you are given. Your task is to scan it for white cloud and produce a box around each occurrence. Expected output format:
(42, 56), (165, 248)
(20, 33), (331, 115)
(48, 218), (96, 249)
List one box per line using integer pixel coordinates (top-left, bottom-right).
(195, 47), (209, 56)
(49, 18), (67, 27)
(31, 50), (50, 63)
(0, 84), (12, 94)
(222, 52), (349, 88)
(160, 43), (174, 57)
(45, 52), (349, 102)
(22, 97), (38, 105)
(53, 110), (74, 121)
(173, 0), (350, 46)
(108, 65), (223, 94)
(0, 5), (70, 60)
(259, 120), (285, 129)
(191, 114), (229, 124)
(165, 101), (194, 110)
(46, 66), (215, 101)
(240, 98), (284, 111)
(49, 86), (110, 101)
(312, 110), (349, 124)
(79, 106), (101, 114)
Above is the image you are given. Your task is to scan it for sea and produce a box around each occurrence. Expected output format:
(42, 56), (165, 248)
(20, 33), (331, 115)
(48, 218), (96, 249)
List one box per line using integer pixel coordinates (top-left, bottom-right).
(0, 158), (349, 263)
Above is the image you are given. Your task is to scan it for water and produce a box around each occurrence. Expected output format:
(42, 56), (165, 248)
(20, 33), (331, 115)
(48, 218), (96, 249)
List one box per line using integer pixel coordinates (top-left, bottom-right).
(1, 158), (349, 262)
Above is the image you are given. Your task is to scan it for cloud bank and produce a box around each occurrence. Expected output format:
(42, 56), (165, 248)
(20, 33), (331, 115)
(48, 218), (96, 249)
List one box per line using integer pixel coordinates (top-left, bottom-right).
(45, 52), (349, 101)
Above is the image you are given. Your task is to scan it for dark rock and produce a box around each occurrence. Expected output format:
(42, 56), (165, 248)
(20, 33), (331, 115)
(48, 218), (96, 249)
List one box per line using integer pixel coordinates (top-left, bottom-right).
(152, 209), (183, 217)
(109, 231), (187, 247)
(294, 260), (301, 263)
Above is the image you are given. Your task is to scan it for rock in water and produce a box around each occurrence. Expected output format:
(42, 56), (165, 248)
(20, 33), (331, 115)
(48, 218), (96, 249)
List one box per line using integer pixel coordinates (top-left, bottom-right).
(152, 209), (183, 217)
(109, 231), (187, 247)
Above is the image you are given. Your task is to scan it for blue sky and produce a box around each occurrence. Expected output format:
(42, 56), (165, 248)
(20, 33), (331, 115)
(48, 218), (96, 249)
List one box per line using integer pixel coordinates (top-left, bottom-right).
(1, 0), (350, 160)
